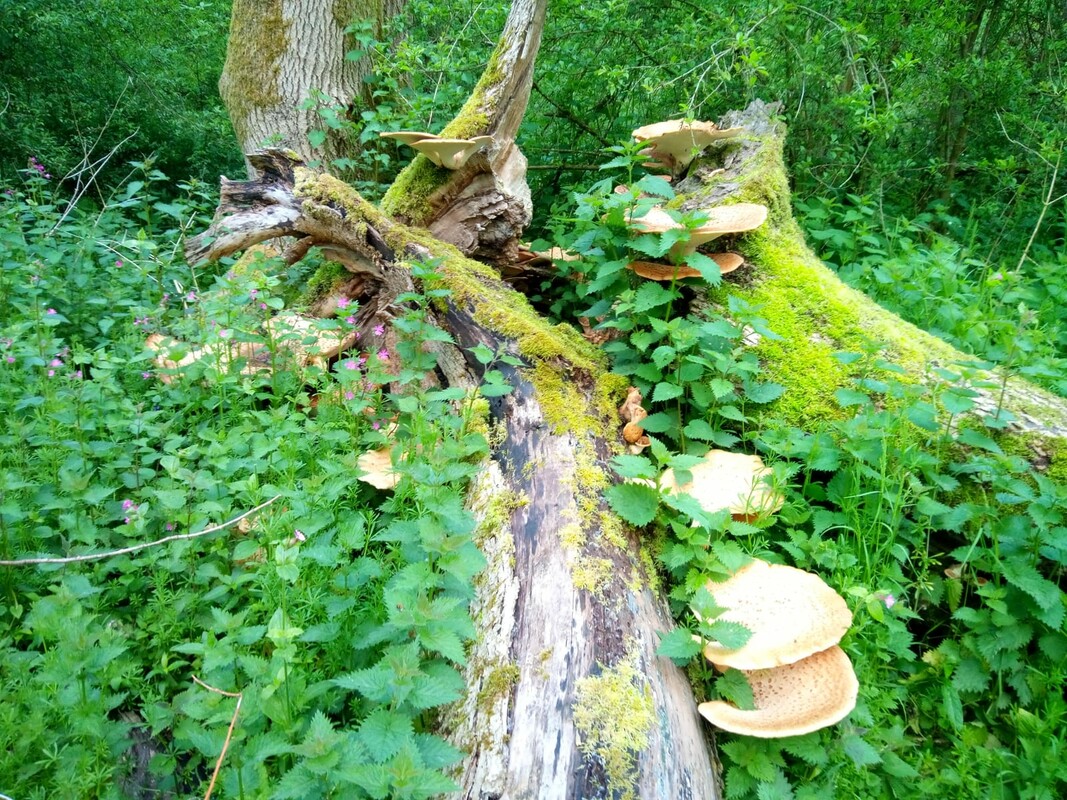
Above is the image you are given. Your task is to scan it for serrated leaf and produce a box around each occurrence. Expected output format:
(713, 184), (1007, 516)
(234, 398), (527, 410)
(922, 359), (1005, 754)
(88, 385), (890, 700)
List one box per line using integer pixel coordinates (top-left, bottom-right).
(683, 419), (718, 441)
(635, 174), (676, 199)
(716, 669), (755, 710)
(951, 657), (990, 694)
(957, 427), (1002, 454)
(834, 388), (870, 407)
(1001, 558), (1064, 627)
(652, 381), (684, 402)
(942, 684), (964, 730)
(743, 381), (786, 404)
(656, 627), (703, 664)
(841, 734), (882, 766)
(704, 620), (753, 650)
(605, 482), (661, 526)
(782, 734), (829, 765)
(639, 412), (675, 433)
(408, 663), (465, 710)
(686, 251), (723, 286)
(611, 454), (657, 480)
(415, 733), (465, 770)
(633, 281), (675, 312)
(358, 709), (414, 763)
(420, 626), (467, 664)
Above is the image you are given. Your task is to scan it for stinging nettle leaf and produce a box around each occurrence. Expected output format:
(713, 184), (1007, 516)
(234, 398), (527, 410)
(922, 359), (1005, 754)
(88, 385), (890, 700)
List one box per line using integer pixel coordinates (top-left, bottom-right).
(605, 482), (661, 526)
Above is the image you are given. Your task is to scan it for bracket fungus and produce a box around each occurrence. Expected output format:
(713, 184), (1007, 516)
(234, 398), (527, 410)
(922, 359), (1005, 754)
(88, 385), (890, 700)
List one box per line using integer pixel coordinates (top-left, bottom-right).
(632, 119), (742, 174)
(380, 130), (493, 170)
(697, 559), (853, 670)
(660, 449), (784, 522)
(627, 204), (767, 258)
(356, 447), (400, 491)
(627, 252), (743, 282)
(697, 645), (859, 738)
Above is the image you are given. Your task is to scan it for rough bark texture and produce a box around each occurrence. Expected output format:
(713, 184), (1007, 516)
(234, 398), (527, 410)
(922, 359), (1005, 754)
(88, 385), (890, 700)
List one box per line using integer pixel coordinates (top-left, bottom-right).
(219, 0), (406, 173)
(380, 0), (547, 262)
(187, 149), (722, 800)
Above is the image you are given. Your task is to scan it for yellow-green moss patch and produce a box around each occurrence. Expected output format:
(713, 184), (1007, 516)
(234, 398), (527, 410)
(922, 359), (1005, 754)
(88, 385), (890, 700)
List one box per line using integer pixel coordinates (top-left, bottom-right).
(477, 663), (521, 712)
(220, 0), (289, 144)
(573, 649), (656, 800)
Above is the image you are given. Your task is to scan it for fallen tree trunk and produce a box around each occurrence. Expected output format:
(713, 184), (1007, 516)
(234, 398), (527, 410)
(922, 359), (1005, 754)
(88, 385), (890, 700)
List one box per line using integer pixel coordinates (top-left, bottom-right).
(184, 102), (1067, 800)
(186, 150), (721, 799)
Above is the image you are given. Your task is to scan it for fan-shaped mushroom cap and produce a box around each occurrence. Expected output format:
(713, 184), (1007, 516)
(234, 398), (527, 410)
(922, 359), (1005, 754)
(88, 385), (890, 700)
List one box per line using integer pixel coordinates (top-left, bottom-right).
(409, 136), (493, 169)
(692, 203), (768, 237)
(627, 253), (742, 281)
(697, 645), (858, 738)
(660, 449), (784, 521)
(627, 206), (681, 234)
(697, 559), (853, 669)
(357, 448), (399, 490)
(632, 120), (743, 172)
(379, 130), (439, 145)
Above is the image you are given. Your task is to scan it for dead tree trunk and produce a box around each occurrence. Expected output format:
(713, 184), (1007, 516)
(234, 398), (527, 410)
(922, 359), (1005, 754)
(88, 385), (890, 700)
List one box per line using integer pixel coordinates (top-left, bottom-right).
(379, 0), (548, 263)
(186, 149), (721, 799)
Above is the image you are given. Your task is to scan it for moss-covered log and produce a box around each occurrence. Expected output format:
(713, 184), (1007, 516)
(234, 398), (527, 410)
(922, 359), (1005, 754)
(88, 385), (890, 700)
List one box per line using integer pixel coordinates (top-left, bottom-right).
(675, 101), (1067, 464)
(186, 149), (721, 799)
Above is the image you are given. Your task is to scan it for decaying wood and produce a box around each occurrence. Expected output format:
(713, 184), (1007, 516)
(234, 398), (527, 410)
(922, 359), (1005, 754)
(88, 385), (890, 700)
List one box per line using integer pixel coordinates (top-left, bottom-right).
(186, 149), (721, 799)
(381, 0), (547, 263)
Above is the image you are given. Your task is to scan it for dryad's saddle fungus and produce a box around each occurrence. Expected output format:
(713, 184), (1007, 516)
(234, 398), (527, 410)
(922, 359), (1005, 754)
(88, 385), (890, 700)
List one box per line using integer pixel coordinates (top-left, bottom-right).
(631, 119), (742, 174)
(356, 447), (400, 491)
(697, 645), (859, 738)
(379, 131), (493, 170)
(697, 559), (853, 670)
(627, 252), (743, 282)
(626, 204), (768, 258)
(659, 449), (784, 521)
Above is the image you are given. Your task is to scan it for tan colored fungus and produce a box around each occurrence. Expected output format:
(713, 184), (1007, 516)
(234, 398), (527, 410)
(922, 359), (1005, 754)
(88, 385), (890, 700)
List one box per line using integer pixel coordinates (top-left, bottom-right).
(409, 136), (493, 169)
(660, 449), (784, 521)
(356, 447), (400, 490)
(697, 645), (859, 738)
(631, 119), (742, 173)
(696, 559), (853, 670)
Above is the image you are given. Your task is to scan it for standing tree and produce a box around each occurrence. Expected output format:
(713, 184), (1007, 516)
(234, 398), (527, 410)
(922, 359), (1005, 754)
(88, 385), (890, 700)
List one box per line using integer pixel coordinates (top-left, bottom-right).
(193, 2), (1067, 798)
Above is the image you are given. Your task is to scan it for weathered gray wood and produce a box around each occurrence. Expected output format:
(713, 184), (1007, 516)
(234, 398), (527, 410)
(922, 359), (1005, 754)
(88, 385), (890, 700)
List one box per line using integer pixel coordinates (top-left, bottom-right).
(186, 151), (722, 800)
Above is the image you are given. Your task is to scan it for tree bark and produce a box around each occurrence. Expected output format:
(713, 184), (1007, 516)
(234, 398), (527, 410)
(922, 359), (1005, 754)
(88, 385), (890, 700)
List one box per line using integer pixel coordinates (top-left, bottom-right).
(219, 0), (407, 173)
(379, 0), (548, 262)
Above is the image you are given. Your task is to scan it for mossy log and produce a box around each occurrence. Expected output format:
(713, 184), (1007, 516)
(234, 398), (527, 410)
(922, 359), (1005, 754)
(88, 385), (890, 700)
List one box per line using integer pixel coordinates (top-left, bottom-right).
(187, 149), (721, 799)
(678, 101), (1067, 461)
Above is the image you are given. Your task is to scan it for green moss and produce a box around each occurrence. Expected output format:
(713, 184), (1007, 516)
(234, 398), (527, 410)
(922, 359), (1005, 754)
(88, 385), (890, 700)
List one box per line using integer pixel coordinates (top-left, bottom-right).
(380, 156), (450, 223)
(477, 663), (521, 711)
(572, 556), (615, 596)
(998, 434), (1067, 486)
(220, 0), (289, 144)
(301, 260), (350, 306)
(559, 522), (585, 550)
(573, 649), (656, 800)
(473, 488), (527, 547)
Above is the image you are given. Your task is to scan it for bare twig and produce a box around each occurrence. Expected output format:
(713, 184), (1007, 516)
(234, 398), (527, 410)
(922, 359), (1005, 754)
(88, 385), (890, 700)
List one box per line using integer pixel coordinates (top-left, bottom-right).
(0, 495), (280, 566)
(192, 676), (244, 800)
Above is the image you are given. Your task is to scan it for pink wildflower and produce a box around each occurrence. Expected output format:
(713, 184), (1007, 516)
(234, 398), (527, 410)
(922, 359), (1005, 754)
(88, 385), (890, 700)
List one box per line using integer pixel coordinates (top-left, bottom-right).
(115, 260), (123, 268)
(344, 390), (354, 400)
(343, 359), (357, 370)
(142, 371), (152, 379)
(883, 594), (896, 609)
(47, 369), (55, 377)
(345, 315), (356, 325)
(46, 308), (56, 315)
(293, 529), (306, 543)
(49, 358), (62, 367)
(377, 348), (389, 362)
(122, 499), (135, 512)
(165, 522), (175, 532)
(373, 324), (385, 337)
(337, 296), (350, 309)
(372, 420), (381, 430)
(5, 356), (13, 364)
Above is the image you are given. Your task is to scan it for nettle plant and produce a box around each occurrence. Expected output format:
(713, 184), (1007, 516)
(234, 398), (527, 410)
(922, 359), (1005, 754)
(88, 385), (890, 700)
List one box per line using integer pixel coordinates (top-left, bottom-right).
(0, 167), (505, 799)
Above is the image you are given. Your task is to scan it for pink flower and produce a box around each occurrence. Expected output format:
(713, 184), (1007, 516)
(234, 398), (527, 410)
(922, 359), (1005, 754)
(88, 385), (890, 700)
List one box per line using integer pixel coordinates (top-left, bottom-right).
(260, 303), (267, 310)
(122, 499), (135, 512)
(377, 348), (389, 362)
(186, 291), (196, 302)
(337, 296), (350, 309)
(46, 308), (56, 315)
(343, 359), (357, 370)
(50, 358), (62, 367)
(344, 390), (354, 400)
(345, 315), (356, 325)
(372, 420), (381, 430)
(115, 260), (123, 268)
(5, 356), (13, 364)
(142, 371), (152, 379)
(883, 593), (896, 609)
(72, 370), (83, 379)
(47, 369), (55, 377)
(373, 324), (385, 337)
(293, 529), (306, 543)
(165, 522), (175, 532)
(250, 289), (258, 298)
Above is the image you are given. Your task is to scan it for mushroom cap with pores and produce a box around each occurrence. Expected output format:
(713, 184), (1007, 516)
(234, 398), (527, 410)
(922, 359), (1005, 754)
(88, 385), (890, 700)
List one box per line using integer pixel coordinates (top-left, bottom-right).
(697, 645), (859, 738)
(627, 253), (743, 281)
(357, 447), (400, 490)
(698, 559), (853, 670)
(379, 130), (439, 145)
(660, 449), (784, 520)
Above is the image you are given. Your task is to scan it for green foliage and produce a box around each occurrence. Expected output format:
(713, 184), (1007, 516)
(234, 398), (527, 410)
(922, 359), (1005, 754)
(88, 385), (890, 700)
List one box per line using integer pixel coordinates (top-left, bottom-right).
(0, 174), (496, 797)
